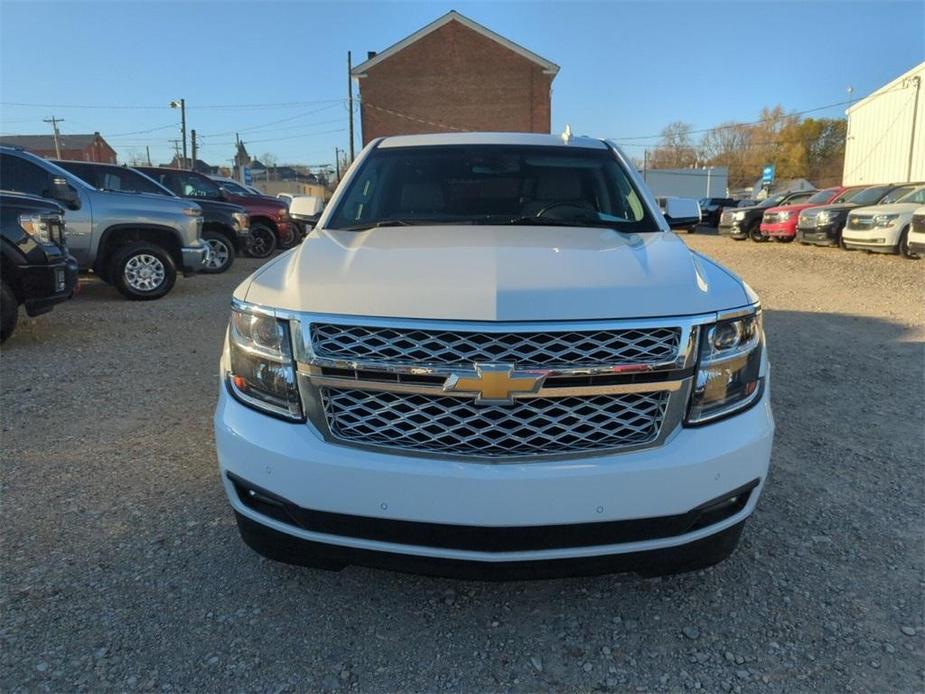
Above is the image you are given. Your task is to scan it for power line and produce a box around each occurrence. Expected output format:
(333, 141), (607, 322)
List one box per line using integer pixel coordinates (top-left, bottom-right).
(0, 97), (344, 111)
(199, 104), (343, 137)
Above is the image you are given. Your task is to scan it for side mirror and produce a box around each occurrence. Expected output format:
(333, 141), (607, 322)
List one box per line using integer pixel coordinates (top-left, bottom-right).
(663, 197), (701, 230)
(51, 177), (81, 210)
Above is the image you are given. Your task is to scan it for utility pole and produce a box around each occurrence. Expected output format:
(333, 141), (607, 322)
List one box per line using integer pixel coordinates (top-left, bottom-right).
(146, 146), (151, 165)
(906, 76), (921, 183)
(335, 147), (341, 181)
(347, 51), (355, 161)
(191, 129), (198, 171)
(170, 139), (181, 161)
(643, 149), (648, 183)
(170, 99), (187, 168)
(43, 116), (64, 159)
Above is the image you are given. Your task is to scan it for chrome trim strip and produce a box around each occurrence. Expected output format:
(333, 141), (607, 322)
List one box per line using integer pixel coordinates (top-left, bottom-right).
(304, 373), (685, 398)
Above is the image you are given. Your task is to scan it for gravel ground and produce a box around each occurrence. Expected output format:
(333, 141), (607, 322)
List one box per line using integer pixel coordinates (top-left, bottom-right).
(2, 232), (923, 693)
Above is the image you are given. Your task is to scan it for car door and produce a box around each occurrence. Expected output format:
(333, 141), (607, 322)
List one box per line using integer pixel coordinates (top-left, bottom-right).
(0, 153), (94, 264)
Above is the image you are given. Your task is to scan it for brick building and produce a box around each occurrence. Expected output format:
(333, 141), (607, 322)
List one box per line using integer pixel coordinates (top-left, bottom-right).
(0, 132), (117, 163)
(351, 11), (559, 145)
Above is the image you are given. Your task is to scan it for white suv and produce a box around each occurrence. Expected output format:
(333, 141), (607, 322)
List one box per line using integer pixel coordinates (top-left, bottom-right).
(842, 184), (925, 258)
(904, 206), (925, 258)
(213, 132), (774, 579)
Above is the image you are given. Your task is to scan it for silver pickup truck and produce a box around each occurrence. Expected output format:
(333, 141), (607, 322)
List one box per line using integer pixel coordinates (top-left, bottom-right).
(0, 146), (208, 300)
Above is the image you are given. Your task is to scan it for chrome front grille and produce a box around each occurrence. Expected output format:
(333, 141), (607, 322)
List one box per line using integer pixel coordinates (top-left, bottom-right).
(848, 214), (874, 230)
(720, 210), (734, 225)
(310, 324), (681, 367)
(321, 387), (670, 458)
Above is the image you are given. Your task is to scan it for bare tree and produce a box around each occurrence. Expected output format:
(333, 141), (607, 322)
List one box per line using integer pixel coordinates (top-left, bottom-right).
(648, 121), (699, 169)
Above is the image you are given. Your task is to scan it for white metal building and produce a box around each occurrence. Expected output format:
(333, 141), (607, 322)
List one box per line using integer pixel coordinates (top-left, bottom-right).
(843, 61), (924, 185)
(640, 167), (728, 198)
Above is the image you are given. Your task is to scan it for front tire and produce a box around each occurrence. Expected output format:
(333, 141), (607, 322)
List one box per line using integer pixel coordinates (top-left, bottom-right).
(247, 224), (277, 259)
(749, 222), (769, 242)
(202, 230), (235, 274)
(1, 280), (18, 343)
(110, 242), (177, 301)
(899, 226), (920, 259)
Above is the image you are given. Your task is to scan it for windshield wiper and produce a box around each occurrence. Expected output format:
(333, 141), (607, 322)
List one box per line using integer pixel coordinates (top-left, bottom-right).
(486, 215), (634, 231)
(339, 218), (470, 231)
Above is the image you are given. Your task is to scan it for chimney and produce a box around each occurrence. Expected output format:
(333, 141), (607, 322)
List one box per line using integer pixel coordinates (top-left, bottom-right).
(367, 51), (377, 60)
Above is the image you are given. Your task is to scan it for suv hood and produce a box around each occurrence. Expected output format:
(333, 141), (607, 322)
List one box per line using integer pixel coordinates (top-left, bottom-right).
(240, 226), (751, 321)
(851, 202), (921, 216)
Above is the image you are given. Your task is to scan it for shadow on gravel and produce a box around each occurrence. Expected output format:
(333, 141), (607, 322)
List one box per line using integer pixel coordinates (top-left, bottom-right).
(3, 309), (923, 692)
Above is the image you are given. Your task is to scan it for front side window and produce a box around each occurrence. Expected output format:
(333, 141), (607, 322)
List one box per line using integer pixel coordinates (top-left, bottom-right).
(0, 153), (51, 197)
(879, 186), (916, 204)
(327, 145), (657, 232)
(896, 186), (925, 205)
(98, 168), (167, 195)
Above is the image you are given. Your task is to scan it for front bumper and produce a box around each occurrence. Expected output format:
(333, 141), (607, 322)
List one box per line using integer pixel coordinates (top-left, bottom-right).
(797, 224), (838, 245)
(214, 377), (774, 570)
(760, 221), (796, 238)
(842, 230), (900, 252)
(718, 223), (747, 239)
(20, 255), (79, 316)
(235, 228), (254, 251)
(180, 244), (210, 273)
(908, 238), (925, 255)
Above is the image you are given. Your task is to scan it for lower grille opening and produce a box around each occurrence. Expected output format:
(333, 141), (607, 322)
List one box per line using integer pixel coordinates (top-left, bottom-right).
(229, 473), (759, 553)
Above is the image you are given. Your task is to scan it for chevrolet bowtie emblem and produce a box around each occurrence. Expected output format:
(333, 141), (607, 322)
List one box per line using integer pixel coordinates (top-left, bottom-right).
(443, 363), (546, 405)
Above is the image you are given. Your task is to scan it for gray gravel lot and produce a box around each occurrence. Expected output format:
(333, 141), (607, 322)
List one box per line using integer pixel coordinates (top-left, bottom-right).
(2, 232), (923, 693)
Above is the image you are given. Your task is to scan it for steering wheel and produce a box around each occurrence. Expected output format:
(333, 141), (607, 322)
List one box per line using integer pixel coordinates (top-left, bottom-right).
(535, 201), (594, 219)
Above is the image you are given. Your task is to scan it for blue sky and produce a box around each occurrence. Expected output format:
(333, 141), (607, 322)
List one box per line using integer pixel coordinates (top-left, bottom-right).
(1, 0), (922, 169)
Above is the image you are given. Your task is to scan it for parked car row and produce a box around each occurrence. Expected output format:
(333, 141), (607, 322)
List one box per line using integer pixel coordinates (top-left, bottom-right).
(716, 181), (924, 259)
(0, 145), (318, 342)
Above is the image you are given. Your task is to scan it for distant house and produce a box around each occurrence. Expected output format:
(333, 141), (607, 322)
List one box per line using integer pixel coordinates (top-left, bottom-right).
(0, 132), (117, 163)
(160, 156), (219, 175)
(351, 10), (559, 144)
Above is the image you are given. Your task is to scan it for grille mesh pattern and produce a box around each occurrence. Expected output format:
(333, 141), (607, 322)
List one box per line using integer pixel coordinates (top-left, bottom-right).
(321, 388), (669, 457)
(311, 324), (681, 367)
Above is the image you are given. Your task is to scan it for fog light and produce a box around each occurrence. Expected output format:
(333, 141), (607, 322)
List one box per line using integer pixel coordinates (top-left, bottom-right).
(55, 268), (66, 292)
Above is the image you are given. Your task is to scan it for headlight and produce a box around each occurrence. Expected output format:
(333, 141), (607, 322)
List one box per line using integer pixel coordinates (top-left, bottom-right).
(778, 211), (790, 221)
(182, 206), (203, 217)
(873, 213), (899, 228)
(277, 208), (290, 221)
(232, 212), (249, 231)
(225, 304), (302, 420)
(687, 309), (764, 424)
(732, 211), (746, 222)
(19, 213), (61, 245)
(815, 210), (831, 226)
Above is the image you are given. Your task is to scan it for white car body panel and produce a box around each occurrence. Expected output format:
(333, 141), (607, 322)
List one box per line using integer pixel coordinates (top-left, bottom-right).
(240, 226), (749, 321)
(908, 206), (925, 249)
(842, 200), (922, 249)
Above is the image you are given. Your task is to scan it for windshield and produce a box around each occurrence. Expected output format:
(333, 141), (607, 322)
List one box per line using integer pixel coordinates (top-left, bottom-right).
(846, 186), (891, 205)
(805, 189), (836, 204)
(327, 144), (657, 231)
(896, 186), (925, 205)
(218, 179), (251, 195)
(99, 167), (170, 195)
(759, 194), (786, 208)
(832, 187), (865, 204)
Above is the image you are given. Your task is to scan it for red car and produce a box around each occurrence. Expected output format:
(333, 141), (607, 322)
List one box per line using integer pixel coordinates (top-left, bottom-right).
(137, 167), (293, 258)
(760, 187), (862, 242)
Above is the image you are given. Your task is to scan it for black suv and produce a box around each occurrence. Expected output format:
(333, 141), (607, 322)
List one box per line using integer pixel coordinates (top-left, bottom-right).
(718, 190), (815, 241)
(53, 160), (250, 274)
(1, 193), (78, 342)
(698, 197), (738, 228)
